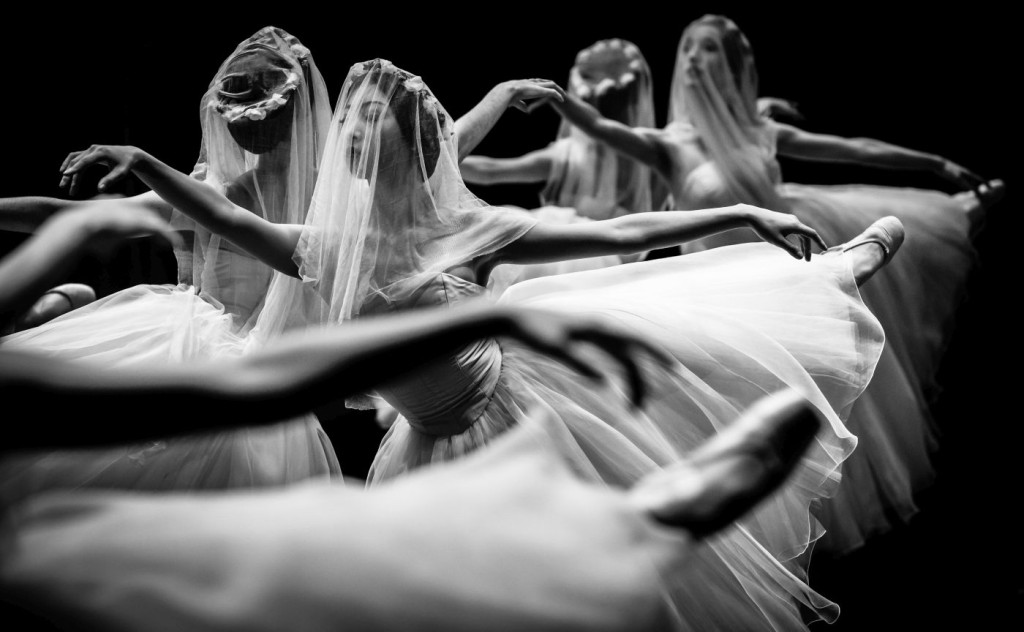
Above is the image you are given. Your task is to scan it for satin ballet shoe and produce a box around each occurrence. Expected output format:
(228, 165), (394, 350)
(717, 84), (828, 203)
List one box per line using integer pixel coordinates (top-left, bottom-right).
(824, 216), (904, 286)
(628, 389), (822, 540)
(829, 216), (905, 264)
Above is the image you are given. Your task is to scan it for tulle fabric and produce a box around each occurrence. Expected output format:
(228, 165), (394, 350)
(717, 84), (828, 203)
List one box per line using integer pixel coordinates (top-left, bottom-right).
(781, 183), (976, 551)
(249, 59), (884, 627)
(0, 286), (339, 505)
(488, 40), (658, 294)
(0, 422), (690, 632)
(0, 27), (339, 498)
(544, 38), (657, 218)
(664, 14), (979, 552)
(487, 203), (630, 296)
(248, 59), (538, 346)
(368, 244), (884, 630)
(179, 26), (329, 333)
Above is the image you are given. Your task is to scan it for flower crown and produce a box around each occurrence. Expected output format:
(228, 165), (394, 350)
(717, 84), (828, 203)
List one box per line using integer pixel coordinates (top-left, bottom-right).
(350, 60), (437, 104)
(210, 27), (310, 123)
(212, 69), (302, 122)
(569, 39), (649, 101)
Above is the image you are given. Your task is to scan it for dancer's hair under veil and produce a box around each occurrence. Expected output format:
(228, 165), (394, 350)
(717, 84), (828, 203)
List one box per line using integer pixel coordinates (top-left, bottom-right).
(668, 14), (787, 210)
(173, 26), (331, 332)
(543, 38), (658, 217)
(249, 59), (537, 344)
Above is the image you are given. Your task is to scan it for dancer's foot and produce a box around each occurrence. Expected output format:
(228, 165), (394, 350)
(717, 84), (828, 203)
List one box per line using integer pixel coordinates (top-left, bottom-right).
(628, 389), (822, 540)
(831, 216), (904, 287)
(15, 283), (96, 331)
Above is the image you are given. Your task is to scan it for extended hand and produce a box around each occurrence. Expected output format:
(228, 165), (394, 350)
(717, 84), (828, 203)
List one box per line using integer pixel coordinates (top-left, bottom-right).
(744, 204), (827, 261)
(505, 307), (674, 409)
(60, 145), (143, 197)
(756, 97), (803, 122)
(504, 79), (566, 113)
(937, 158), (987, 192)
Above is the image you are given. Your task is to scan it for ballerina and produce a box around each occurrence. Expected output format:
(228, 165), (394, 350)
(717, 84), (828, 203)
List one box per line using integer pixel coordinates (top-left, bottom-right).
(0, 27), (344, 496)
(462, 38), (664, 291)
(543, 14), (1002, 552)
(0, 26), (330, 334)
(0, 201), (826, 629)
(71, 58), (901, 629)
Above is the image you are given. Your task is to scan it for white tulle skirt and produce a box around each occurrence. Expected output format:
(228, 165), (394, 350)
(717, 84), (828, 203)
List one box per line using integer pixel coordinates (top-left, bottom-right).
(0, 422), (693, 632)
(0, 283), (341, 503)
(780, 183), (977, 553)
(369, 243), (884, 630)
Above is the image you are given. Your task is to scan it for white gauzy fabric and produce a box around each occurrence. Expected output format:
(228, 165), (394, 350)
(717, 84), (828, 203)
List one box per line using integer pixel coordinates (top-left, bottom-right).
(0, 27), (339, 500)
(543, 38), (657, 219)
(0, 421), (691, 632)
(250, 59), (884, 630)
(247, 58), (537, 344)
(180, 25), (330, 334)
(665, 14), (980, 552)
(488, 39), (661, 293)
(666, 14), (785, 238)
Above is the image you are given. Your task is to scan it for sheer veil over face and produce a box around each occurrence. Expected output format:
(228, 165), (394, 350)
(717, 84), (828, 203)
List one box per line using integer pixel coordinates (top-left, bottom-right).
(543, 39), (657, 216)
(175, 26), (330, 331)
(250, 60), (535, 341)
(668, 15), (785, 210)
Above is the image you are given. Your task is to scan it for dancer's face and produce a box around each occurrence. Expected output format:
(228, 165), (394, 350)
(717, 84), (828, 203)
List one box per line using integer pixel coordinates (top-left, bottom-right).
(681, 25), (727, 90)
(342, 81), (409, 181)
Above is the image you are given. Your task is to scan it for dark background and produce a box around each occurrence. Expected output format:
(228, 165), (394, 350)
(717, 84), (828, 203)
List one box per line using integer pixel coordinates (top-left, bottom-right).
(2, 5), (1019, 630)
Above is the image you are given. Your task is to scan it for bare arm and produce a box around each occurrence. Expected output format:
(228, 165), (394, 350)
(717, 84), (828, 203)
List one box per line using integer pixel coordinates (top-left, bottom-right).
(460, 146), (556, 186)
(61, 145), (303, 276)
(454, 80), (565, 161)
(0, 191), (171, 233)
(490, 204), (825, 266)
(1, 301), (671, 449)
(549, 94), (673, 181)
(0, 201), (179, 322)
(774, 123), (985, 189)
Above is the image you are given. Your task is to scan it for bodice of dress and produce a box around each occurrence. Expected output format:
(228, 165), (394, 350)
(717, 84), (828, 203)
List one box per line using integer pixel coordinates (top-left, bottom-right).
(373, 274), (504, 437)
(198, 244), (274, 324)
(664, 121), (783, 210)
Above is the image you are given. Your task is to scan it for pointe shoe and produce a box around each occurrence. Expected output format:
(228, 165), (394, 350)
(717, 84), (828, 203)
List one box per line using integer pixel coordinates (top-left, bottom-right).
(830, 216), (905, 265)
(629, 389), (822, 540)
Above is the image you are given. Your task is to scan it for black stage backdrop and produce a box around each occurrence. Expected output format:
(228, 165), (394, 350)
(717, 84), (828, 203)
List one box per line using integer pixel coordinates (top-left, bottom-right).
(2, 4), (1019, 630)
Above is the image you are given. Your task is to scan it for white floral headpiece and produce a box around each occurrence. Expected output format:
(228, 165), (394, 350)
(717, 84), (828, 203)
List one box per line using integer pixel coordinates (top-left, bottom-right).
(212, 70), (301, 122)
(569, 39), (649, 101)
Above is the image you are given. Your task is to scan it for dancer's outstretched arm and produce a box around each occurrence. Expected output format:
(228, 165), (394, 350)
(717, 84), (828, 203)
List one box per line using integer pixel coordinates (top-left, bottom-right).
(0, 200), (178, 325)
(547, 94), (673, 181)
(489, 203), (826, 268)
(774, 123), (987, 190)
(0, 191), (171, 233)
(59, 145), (302, 276)
(454, 79), (565, 162)
(0, 302), (670, 450)
(460, 146), (556, 186)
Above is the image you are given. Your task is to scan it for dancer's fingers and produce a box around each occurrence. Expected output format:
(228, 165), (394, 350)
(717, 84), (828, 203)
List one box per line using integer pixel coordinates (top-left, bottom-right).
(97, 164), (130, 192)
(69, 172), (84, 197)
(777, 234), (801, 259)
(59, 150), (82, 175)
